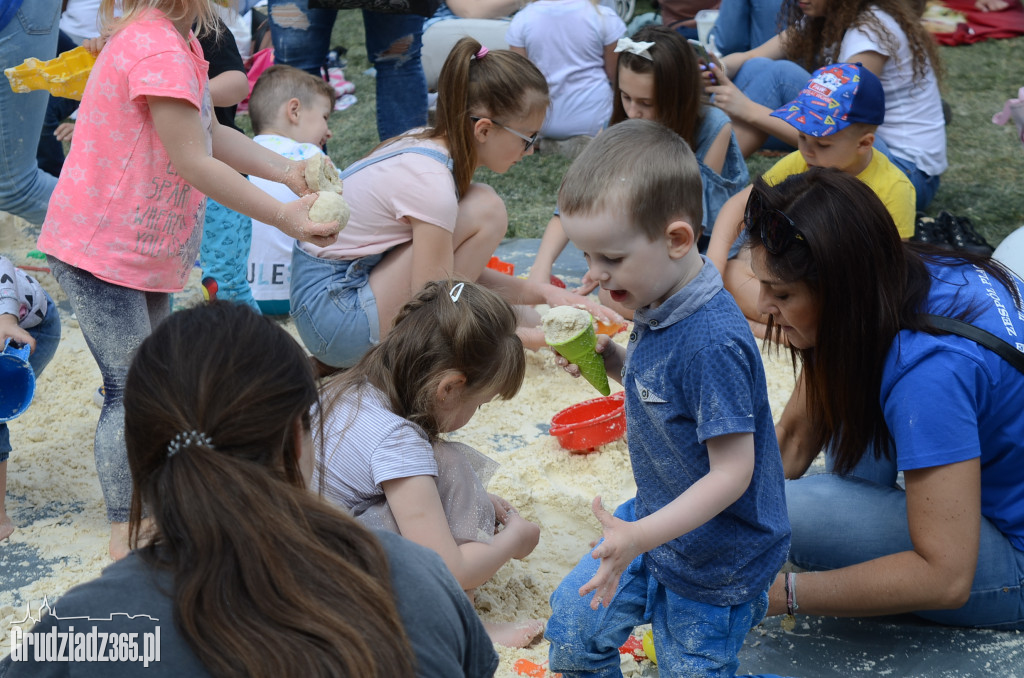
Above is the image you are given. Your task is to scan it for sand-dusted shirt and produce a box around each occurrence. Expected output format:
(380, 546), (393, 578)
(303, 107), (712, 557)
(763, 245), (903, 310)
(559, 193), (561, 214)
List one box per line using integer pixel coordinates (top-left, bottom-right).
(38, 10), (212, 292)
(624, 257), (790, 606)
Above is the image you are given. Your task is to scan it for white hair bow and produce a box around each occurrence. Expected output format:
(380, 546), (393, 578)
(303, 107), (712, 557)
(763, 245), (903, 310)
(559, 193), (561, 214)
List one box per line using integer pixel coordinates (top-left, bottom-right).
(615, 37), (655, 61)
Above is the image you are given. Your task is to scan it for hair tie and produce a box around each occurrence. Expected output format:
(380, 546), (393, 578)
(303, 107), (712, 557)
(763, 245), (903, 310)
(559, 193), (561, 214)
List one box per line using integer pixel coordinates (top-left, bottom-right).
(474, 45), (489, 60)
(167, 430), (213, 457)
(615, 37), (655, 61)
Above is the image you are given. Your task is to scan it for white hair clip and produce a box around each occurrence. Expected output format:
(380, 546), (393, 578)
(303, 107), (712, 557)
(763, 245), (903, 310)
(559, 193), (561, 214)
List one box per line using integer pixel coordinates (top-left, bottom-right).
(449, 282), (465, 303)
(167, 430), (213, 457)
(615, 37), (655, 61)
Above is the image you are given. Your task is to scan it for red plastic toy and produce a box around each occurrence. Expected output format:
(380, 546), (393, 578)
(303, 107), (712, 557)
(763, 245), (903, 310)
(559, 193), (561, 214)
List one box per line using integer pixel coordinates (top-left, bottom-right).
(549, 391), (625, 453)
(487, 256), (515, 276)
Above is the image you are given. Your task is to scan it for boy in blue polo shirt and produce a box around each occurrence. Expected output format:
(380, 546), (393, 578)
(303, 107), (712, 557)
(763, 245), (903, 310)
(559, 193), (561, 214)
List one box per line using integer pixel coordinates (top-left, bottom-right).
(545, 119), (790, 677)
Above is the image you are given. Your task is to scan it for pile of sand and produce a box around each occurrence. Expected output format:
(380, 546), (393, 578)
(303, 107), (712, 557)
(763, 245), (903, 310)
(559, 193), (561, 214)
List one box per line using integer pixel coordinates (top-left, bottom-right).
(0, 212), (799, 676)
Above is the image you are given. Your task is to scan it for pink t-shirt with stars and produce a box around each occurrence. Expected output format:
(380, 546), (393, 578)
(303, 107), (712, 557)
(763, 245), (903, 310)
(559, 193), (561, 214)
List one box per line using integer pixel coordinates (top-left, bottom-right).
(38, 11), (213, 292)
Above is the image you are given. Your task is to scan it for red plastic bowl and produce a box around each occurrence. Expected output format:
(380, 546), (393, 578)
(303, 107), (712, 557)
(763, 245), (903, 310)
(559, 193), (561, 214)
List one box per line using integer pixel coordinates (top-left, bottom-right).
(549, 392), (625, 453)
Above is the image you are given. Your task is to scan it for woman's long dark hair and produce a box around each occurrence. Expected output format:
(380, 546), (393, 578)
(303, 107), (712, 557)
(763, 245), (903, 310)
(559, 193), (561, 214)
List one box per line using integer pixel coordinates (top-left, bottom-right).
(745, 169), (1020, 473)
(125, 302), (417, 678)
(779, 0), (942, 82)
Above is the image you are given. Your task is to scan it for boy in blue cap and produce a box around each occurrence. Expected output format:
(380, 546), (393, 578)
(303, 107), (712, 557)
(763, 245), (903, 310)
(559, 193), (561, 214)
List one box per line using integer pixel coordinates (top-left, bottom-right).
(707, 62), (916, 338)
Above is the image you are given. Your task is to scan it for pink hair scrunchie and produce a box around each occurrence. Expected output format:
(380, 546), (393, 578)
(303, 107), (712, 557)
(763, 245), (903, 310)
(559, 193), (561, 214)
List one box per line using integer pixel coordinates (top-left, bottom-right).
(475, 45), (489, 60)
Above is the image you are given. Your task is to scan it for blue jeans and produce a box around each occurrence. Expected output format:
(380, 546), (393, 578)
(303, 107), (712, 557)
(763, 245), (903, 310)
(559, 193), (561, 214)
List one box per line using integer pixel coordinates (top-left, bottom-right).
(289, 244), (384, 368)
(871, 135), (941, 211)
(267, 0), (427, 140)
(199, 198), (260, 311)
(0, 291), (61, 462)
(787, 452), (1024, 629)
(731, 57), (810, 151)
(36, 29), (80, 178)
(48, 256), (171, 523)
(710, 0), (784, 55)
(0, 0), (60, 224)
(547, 499), (783, 678)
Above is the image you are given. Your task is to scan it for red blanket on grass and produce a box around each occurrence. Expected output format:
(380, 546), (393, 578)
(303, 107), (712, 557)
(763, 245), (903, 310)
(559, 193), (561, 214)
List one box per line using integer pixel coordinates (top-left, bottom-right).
(925, 0), (1024, 45)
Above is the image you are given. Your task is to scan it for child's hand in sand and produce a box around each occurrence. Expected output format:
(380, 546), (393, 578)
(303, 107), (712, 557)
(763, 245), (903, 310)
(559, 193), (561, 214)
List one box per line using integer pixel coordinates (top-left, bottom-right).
(489, 493), (516, 524)
(580, 496), (645, 610)
(0, 313), (35, 353)
(499, 509), (541, 560)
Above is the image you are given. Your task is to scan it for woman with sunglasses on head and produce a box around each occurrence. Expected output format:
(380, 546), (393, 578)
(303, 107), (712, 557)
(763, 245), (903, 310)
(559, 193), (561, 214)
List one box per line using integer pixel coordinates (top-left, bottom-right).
(290, 37), (615, 369)
(746, 167), (1024, 629)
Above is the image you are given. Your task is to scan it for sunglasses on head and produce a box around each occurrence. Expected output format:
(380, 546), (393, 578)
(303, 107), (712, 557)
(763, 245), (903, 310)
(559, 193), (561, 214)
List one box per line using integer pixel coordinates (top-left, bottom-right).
(469, 116), (539, 153)
(745, 191), (806, 255)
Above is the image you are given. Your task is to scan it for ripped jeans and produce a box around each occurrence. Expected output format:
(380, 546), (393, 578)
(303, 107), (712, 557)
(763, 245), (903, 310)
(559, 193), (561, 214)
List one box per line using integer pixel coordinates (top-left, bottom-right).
(267, 0), (427, 140)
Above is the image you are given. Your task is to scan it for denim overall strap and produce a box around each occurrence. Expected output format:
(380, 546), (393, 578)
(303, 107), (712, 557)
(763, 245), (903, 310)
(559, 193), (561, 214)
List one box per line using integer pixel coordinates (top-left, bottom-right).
(339, 146), (454, 180)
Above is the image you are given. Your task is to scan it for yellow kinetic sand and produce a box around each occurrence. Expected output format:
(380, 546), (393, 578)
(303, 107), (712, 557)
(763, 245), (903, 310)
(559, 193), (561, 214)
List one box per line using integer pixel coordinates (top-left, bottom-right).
(5, 46), (96, 101)
(543, 306), (611, 396)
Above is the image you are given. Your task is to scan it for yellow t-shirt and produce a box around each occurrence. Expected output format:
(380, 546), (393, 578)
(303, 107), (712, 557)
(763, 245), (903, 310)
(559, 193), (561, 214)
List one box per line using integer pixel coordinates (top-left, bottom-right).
(761, 150), (917, 238)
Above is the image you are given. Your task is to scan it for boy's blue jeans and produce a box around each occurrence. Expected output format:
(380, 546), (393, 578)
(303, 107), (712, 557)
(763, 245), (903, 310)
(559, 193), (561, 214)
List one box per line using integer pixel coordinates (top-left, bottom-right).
(0, 291), (61, 462)
(267, 0), (427, 140)
(788, 451), (1024, 630)
(547, 498), (781, 677)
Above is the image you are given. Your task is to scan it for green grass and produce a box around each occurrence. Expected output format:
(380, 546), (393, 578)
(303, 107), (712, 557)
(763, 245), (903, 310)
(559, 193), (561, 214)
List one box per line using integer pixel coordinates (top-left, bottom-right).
(304, 11), (1024, 245)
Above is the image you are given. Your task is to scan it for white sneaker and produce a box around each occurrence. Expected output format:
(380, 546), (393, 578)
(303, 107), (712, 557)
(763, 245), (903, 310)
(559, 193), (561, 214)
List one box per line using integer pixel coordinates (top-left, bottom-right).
(92, 386), (104, 408)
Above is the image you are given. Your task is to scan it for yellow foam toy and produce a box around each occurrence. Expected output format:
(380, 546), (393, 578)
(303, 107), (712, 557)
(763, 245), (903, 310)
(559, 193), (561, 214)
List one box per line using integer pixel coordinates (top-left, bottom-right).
(5, 46), (96, 101)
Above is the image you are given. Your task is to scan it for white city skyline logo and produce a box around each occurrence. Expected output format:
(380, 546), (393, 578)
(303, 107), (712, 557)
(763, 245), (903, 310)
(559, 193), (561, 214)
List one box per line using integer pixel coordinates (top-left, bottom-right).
(10, 598), (160, 626)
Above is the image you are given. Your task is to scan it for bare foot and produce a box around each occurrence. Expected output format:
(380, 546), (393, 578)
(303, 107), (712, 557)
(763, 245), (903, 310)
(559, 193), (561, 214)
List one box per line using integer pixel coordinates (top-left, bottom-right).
(0, 510), (14, 541)
(484, 619), (546, 648)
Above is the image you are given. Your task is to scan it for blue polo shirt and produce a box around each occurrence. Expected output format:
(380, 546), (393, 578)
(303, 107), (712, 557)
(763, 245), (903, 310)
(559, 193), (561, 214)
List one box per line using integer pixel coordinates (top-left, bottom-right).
(882, 260), (1024, 551)
(625, 258), (790, 606)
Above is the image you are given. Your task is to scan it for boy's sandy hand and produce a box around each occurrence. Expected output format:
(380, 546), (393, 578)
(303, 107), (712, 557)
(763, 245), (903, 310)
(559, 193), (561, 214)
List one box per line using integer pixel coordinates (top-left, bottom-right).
(579, 496), (643, 610)
(278, 194), (341, 247)
(502, 511), (541, 559)
(554, 334), (613, 377)
(0, 313), (35, 353)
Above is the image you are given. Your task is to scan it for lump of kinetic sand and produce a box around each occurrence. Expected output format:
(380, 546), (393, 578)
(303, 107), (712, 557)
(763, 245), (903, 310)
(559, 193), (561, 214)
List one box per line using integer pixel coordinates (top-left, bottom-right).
(308, 190), (350, 227)
(543, 306), (593, 344)
(305, 153), (344, 194)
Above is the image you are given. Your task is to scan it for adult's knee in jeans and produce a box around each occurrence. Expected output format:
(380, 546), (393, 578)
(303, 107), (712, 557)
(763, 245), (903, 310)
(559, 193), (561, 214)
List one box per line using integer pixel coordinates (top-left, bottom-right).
(269, 2), (312, 30)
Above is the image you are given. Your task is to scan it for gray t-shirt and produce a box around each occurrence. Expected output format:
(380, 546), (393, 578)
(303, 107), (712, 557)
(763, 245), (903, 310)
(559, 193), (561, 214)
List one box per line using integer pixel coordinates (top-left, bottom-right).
(1, 530), (497, 677)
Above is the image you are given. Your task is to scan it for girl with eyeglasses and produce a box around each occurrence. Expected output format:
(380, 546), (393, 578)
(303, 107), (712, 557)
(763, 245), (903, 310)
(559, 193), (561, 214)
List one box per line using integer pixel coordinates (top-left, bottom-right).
(290, 37), (615, 369)
(745, 168), (1024, 630)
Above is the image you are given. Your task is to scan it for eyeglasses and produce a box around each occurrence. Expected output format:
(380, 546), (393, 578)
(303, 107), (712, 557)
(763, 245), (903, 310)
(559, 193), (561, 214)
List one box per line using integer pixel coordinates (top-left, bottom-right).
(745, 191), (806, 255)
(470, 116), (539, 153)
